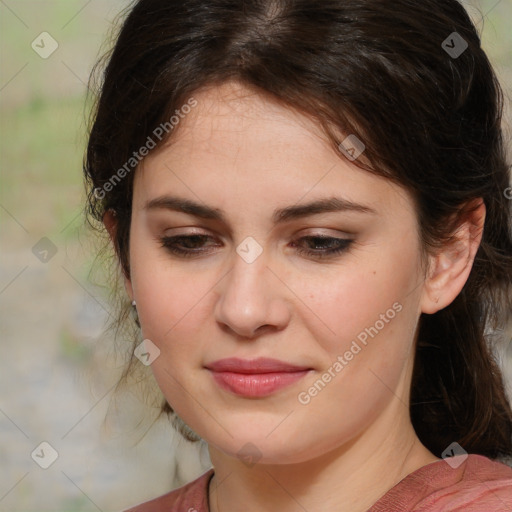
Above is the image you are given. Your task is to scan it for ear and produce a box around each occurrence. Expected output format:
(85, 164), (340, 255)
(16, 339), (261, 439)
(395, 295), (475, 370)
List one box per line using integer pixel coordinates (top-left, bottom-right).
(103, 209), (134, 301)
(421, 199), (486, 314)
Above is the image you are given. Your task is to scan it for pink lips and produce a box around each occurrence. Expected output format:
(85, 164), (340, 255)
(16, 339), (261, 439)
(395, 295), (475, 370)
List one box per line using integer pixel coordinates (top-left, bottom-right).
(206, 357), (312, 398)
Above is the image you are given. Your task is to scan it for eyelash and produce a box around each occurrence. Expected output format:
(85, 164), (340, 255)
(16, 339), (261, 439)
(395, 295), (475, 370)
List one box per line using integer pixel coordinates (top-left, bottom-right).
(159, 234), (353, 259)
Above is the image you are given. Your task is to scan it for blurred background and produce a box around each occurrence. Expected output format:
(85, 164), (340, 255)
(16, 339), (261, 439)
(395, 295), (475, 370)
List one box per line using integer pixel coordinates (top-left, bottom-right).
(0, 1), (511, 510)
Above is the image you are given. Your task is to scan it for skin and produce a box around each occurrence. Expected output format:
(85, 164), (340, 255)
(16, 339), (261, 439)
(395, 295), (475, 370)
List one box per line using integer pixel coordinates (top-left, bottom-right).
(105, 79), (485, 512)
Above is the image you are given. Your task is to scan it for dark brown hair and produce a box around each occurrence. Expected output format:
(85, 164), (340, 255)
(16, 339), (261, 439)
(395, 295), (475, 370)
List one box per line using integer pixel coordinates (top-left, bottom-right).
(84, 0), (512, 458)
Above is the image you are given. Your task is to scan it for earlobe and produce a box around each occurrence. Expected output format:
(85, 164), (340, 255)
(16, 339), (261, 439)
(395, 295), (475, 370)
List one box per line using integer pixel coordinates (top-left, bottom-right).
(102, 209), (134, 301)
(421, 200), (486, 314)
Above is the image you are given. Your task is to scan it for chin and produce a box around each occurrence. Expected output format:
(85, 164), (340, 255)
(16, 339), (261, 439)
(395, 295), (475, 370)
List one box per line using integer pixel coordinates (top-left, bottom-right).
(206, 428), (318, 466)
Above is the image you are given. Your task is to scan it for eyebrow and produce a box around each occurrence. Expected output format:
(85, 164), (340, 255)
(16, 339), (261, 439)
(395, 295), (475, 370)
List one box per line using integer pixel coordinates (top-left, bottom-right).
(145, 195), (377, 224)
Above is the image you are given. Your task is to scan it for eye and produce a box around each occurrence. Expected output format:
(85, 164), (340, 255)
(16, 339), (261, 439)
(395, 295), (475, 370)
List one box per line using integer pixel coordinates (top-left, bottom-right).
(160, 234), (219, 258)
(160, 234), (354, 259)
(290, 235), (353, 259)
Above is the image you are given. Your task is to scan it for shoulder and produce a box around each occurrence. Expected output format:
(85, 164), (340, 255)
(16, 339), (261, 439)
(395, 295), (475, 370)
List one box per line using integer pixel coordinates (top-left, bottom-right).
(370, 454), (512, 512)
(122, 469), (214, 512)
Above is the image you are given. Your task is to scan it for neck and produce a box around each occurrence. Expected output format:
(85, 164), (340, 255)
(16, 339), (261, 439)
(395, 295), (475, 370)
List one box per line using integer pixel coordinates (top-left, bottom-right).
(208, 399), (438, 512)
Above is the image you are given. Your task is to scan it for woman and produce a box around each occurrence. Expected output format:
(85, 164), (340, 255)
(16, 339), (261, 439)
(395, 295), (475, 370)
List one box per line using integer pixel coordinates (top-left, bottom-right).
(84, 0), (512, 510)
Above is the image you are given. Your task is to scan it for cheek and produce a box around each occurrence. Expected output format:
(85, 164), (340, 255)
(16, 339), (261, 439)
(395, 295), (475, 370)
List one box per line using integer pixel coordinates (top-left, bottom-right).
(127, 225), (206, 353)
(302, 258), (415, 351)
(297, 239), (422, 403)
(130, 265), (215, 405)
(289, 272), (417, 456)
(133, 268), (212, 356)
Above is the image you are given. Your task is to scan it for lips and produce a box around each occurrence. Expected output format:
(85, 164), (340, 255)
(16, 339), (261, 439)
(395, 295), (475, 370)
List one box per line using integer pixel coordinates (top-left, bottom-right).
(205, 357), (312, 397)
(206, 357), (310, 373)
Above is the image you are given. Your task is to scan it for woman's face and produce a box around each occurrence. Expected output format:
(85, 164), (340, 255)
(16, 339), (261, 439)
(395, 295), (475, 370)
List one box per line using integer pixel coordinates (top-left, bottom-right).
(126, 80), (429, 465)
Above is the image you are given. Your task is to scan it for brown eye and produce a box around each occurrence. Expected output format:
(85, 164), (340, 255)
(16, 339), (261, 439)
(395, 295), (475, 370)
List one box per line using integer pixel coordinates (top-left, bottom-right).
(160, 234), (219, 258)
(291, 236), (353, 259)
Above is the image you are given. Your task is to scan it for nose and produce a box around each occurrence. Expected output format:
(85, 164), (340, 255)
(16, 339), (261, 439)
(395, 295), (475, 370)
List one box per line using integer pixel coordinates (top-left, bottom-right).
(213, 247), (291, 340)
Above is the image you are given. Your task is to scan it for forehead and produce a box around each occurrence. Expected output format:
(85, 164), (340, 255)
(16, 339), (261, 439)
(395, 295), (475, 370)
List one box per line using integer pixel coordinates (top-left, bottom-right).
(167, 81), (333, 162)
(136, 80), (413, 220)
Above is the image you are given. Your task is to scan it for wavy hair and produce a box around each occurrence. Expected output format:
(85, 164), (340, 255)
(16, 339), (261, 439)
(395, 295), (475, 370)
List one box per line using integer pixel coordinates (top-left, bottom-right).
(84, 0), (512, 457)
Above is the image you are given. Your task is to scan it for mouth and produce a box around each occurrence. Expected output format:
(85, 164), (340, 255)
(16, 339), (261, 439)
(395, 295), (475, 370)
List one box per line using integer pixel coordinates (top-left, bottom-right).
(205, 357), (313, 398)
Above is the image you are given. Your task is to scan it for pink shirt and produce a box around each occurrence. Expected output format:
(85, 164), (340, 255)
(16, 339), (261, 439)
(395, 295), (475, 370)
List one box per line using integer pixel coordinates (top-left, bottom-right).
(123, 454), (512, 511)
